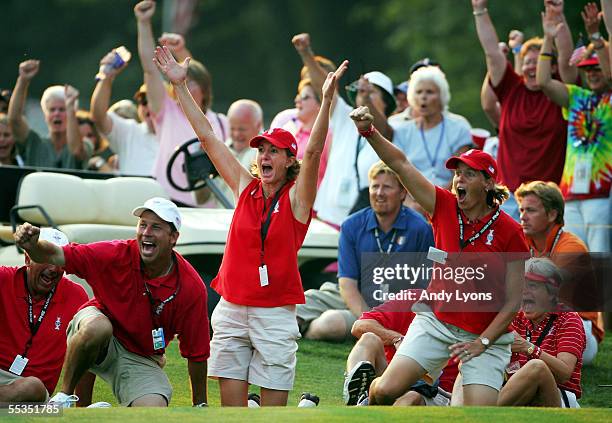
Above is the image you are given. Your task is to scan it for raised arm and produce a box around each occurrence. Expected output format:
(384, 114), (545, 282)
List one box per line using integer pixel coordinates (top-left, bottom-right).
(582, 2), (611, 80)
(481, 73), (501, 128)
(14, 223), (66, 266)
(135, 0), (166, 115)
(91, 50), (130, 135)
(154, 46), (252, 198)
(537, 10), (569, 107)
(548, 0), (579, 83)
(291, 60), (348, 223)
(292, 34), (334, 109)
(472, 0), (507, 86)
(159, 33), (193, 62)
(64, 85), (89, 160)
(349, 106), (436, 215)
(602, 0), (612, 77)
(8, 60), (39, 143)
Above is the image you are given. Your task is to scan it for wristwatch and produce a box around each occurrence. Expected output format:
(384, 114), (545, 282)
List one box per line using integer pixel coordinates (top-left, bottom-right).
(526, 343), (535, 356)
(590, 32), (603, 42)
(478, 337), (491, 348)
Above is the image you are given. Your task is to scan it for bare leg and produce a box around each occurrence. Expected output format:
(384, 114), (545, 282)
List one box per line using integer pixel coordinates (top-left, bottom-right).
(346, 332), (388, 375)
(75, 372), (96, 407)
(450, 373), (464, 406)
(60, 315), (113, 395)
(304, 310), (351, 341)
(218, 378), (248, 406)
(0, 377), (47, 402)
(497, 359), (561, 406)
(130, 394), (167, 407)
(260, 387), (289, 406)
(369, 355), (426, 405)
(393, 390), (425, 406)
(463, 384), (499, 406)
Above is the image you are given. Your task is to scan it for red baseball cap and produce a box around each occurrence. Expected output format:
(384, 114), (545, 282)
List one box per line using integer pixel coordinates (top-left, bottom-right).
(577, 53), (600, 68)
(445, 149), (498, 181)
(249, 128), (298, 156)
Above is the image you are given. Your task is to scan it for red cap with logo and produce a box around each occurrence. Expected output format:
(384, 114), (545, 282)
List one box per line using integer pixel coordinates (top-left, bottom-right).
(445, 149), (498, 181)
(249, 128), (298, 156)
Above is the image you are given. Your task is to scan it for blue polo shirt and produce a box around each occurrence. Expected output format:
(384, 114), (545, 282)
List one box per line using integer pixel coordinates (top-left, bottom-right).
(338, 206), (434, 288)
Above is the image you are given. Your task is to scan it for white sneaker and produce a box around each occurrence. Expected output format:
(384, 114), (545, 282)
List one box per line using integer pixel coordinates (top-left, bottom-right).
(87, 402), (112, 408)
(48, 392), (79, 408)
(342, 361), (376, 406)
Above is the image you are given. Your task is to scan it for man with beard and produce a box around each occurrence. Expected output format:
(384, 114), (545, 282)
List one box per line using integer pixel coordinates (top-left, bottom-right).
(0, 228), (88, 402)
(14, 198), (210, 407)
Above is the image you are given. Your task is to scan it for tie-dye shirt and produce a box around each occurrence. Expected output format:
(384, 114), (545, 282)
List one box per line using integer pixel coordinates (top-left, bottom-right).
(560, 85), (612, 201)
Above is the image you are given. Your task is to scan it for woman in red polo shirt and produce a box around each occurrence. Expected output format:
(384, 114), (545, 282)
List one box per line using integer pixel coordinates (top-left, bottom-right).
(500, 257), (585, 408)
(349, 106), (528, 406)
(154, 46), (348, 406)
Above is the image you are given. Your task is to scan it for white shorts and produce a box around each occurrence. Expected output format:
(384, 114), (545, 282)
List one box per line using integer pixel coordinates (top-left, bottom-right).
(396, 312), (513, 391)
(208, 298), (300, 391)
(559, 389), (580, 408)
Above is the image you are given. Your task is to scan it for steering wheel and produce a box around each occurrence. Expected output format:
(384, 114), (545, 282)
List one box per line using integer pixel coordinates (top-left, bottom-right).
(166, 138), (233, 208)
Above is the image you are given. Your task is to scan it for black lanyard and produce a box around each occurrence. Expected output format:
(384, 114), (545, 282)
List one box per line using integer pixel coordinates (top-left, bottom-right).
(260, 184), (285, 265)
(529, 227), (563, 257)
(23, 273), (56, 357)
(374, 228), (398, 254)
(143, 257), (179, 327)
(419, 118), (445, 170)
(457, 206), (500, 250)
(526, 314), (557, 346)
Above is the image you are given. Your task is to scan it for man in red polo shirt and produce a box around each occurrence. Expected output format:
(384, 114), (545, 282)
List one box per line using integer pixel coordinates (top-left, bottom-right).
(0, 228), (88, 402)
(14, 197), (210, 408)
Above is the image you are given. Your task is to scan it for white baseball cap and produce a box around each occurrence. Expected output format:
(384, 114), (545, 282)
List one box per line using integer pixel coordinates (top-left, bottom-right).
(39, 227), (69, 247)
(132, 197), (181, 231)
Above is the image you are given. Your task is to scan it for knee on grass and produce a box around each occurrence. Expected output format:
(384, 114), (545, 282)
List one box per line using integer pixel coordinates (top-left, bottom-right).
(304, 310), (351, 341)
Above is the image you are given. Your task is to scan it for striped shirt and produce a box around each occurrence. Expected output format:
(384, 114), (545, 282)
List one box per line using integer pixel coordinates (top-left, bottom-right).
(511, 311), (585, 397)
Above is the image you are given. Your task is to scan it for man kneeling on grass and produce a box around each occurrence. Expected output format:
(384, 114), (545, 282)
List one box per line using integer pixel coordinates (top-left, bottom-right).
(14, 198), (210, 408)
(343, 297), (458, 406)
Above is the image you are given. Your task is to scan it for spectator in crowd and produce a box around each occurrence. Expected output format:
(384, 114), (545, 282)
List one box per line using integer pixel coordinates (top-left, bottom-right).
(0, 89), (11, 114)
(296, 161), (433, 341)
(515, 180), (604, 364)
(537, 5), (611, 253)
(344, 298), (458, 406)
(0, 113), (24, 166)
(498, 258), (585, 408)
(76, 110), (117, 172)
(15, 198), (210, 408)
(7, 60), (93, 169)
(392, 81), (409, 115)
(350, 105), (528, 406)
(154, 42), (347, 406)
(391, 66), (472, 188)
(472, 0), (568, 221)
(292, 32), (396, 226)
(135, 0), (228, 205)
(91, 48), (159, 176)
(283, 78), (332, 188)
(0, 228), (88, 402)
(195, 99), (262, 207)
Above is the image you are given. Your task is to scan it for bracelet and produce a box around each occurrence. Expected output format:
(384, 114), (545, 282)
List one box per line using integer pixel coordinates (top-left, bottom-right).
(540, 52), (554, 57)
(358, 124), (375, 138)
(473, 8), (488, 16)
(531, 345), (542, 360)
(392, 336), (404, 346)
(590, 31), (603, 42)
(539, 55), (552, 61)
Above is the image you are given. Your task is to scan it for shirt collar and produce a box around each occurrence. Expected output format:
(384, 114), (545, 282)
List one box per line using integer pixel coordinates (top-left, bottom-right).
(366, 206), (409, 232)
(526, 223), (563, 255)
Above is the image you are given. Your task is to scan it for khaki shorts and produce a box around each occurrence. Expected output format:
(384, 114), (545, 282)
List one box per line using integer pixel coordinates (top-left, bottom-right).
(208, 298), (300, 391)
(0, 369), (50, 401)
(66, 306), (172, 406)
(396, 312), (513, 391)
(296, 282), (356, 336)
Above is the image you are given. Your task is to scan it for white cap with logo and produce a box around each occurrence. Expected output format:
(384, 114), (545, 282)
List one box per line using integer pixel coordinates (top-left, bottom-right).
(132, 197), (181, 231)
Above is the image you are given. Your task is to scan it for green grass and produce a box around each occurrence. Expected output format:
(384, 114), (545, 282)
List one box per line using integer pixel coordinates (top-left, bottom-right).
(8, 331), (608, 421)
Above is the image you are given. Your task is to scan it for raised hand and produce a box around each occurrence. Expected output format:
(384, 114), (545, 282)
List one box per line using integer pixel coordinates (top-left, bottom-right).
(581, 2), (602, 35)
(544, 0), (564, 16)
(64, 85), (79, 111)
(153, 46), (189, 85)
(541, 7), (564, 38)
(134, 0), (156, 22)
(349, 106), (374, 132)
(321, 60), (349, 102)
(291, 33), (311, 54)
(508, 30), (524, 50)
(159, 32), (186, 52)
(18, 60), (40, 81)
(99, 50), (128, 78)
(14, 222), (40, 252)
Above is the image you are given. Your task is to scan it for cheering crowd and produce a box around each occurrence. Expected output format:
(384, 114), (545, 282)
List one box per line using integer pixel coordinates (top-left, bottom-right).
(0, 0), (609, 410)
